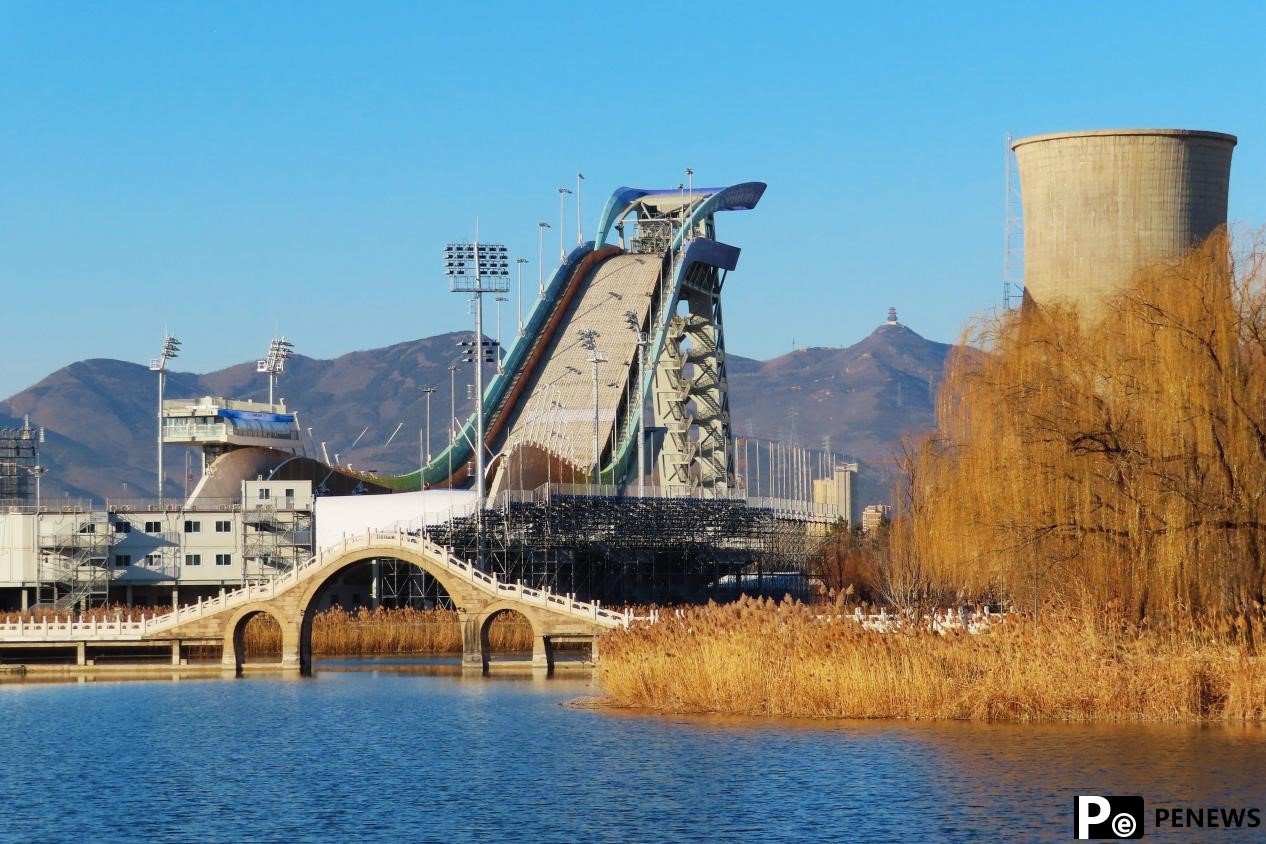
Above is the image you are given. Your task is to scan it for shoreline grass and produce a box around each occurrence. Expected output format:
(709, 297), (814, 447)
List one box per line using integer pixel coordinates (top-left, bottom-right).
(596, 597), (1266, 723)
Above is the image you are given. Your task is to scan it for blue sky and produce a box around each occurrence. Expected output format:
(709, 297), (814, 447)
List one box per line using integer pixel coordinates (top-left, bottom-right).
(1, 1), (1263, 398)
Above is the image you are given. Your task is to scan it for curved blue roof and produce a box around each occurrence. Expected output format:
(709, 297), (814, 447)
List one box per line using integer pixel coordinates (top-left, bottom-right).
(594, 181), (767, 247)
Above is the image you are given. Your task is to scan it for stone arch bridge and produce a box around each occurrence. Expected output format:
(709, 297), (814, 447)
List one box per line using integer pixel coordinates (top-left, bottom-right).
(0, 531), (629, 673)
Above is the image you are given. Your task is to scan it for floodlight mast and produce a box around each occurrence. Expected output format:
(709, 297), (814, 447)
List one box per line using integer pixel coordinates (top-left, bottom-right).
(445, 236), (510, 556)
(256, 337), (294, 405)
(149, 334), (181, 503)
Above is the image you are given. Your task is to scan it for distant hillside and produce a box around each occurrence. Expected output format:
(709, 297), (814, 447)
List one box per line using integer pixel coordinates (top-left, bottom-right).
(0, 322), (951, 509)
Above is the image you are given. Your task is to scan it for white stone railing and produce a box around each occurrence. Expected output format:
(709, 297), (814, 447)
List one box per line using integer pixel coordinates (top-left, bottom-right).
(0, 615), (149, 642)
(0, 529), (629, 643)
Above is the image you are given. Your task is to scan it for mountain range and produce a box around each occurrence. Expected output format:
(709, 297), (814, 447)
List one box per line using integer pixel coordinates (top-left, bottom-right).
(0, 320), (952, 510)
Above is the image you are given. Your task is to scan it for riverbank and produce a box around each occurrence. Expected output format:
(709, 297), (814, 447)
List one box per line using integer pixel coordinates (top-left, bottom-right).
(596, 597), (1266, 723)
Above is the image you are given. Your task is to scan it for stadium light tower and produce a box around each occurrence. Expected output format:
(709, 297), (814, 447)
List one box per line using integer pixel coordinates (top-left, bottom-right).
(537, 222), (550, 294)
(625, 309), (649, 498)
(578, 328), (607, 476)
(557, 187), (572, 262)
(516, 257), (529, 336)
(256, 336), (294, 405)
(149, 334), (181, 502)
(445, 238), (510, 529)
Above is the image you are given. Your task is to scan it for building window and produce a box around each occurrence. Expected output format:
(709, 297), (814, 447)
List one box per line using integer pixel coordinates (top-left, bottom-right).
(146, 553), (161, 567)
(184, 554), (201, 566)
(144, 521), (162, 533)
(215, 520), (232, 533)
(184, 520), (201, 533)
(215, 553), (232, 566)
(113, 521), (132, 534)
(258, 488), (271, 500)
(114, 554), (131, 567)
(79, 523), (96, 534)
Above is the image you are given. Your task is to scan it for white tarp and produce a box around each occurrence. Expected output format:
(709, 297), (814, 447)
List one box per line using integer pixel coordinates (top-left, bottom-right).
(313, 490), (477, 552)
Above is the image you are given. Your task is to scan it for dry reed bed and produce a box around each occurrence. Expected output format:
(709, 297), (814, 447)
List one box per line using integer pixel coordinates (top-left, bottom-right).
(243, 606), (533, 656)
(0, 606), (534, 656)
(597, 597), (1266, 722)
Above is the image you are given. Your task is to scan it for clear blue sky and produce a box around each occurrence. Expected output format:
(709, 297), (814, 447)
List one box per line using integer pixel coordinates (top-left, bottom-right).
(2, 1), (1263, 398)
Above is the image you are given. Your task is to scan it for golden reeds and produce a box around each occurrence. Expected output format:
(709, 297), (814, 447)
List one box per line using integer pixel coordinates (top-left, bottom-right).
(0, 605), (535, 657)
(598, 597), (1266, 722)
(241, 606), (533, 656)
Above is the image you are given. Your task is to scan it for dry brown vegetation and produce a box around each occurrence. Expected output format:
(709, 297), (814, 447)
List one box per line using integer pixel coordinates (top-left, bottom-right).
(241, 606), (533, 656)
(0, 606), (535, 657)
(599, 233), (1266, 721)
(599, 597), (1266, 721)
(891, 231), (1266, 631)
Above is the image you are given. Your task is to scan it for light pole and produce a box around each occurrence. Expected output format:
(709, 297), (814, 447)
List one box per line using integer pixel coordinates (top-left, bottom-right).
(444, 239), (510, 546)
(684, 167), (694, 241)
(256, 336), (294, 405)
(494, 296), (508, 374)
(420, 386), (436, 488)
(447, 363), (457, 485)
(516, 257), (528, 336)
(576, 172), (585, 244)
(557, 187), (572, 262)
(578, 328), (607, 478)
(537, 222), (550, 294)
(625, 309), (649, 498)
(149, 334), (181, 503)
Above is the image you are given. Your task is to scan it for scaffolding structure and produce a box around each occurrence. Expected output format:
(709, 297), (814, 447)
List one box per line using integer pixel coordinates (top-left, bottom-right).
(378, 559), (455, 610)
(426, 494), (831, 605)
(243, 500), (313, 576)
(0, 421), (40, 509)
(37, 511), (113, 610)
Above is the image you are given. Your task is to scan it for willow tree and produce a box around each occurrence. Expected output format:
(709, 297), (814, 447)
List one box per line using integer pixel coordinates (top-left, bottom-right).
(894, 231), (1266, 625)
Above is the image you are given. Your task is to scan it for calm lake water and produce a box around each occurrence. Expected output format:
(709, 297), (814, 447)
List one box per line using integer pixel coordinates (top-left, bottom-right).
(1, 659), (1264, 843)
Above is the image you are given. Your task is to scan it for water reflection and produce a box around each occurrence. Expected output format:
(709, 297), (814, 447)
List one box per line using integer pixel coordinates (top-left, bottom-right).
(0, 659), (1261, 843)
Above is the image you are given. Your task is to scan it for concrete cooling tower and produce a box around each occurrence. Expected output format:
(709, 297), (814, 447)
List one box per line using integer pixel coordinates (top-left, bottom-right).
(1011, 128), (1236, 317)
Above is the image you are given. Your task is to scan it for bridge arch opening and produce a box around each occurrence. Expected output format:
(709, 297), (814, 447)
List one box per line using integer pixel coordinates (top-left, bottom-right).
(297, 554), (460, 674)
(312, 557), (455, 613)
(479, 607), (537, 669)
(229, 608), (287, 672)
